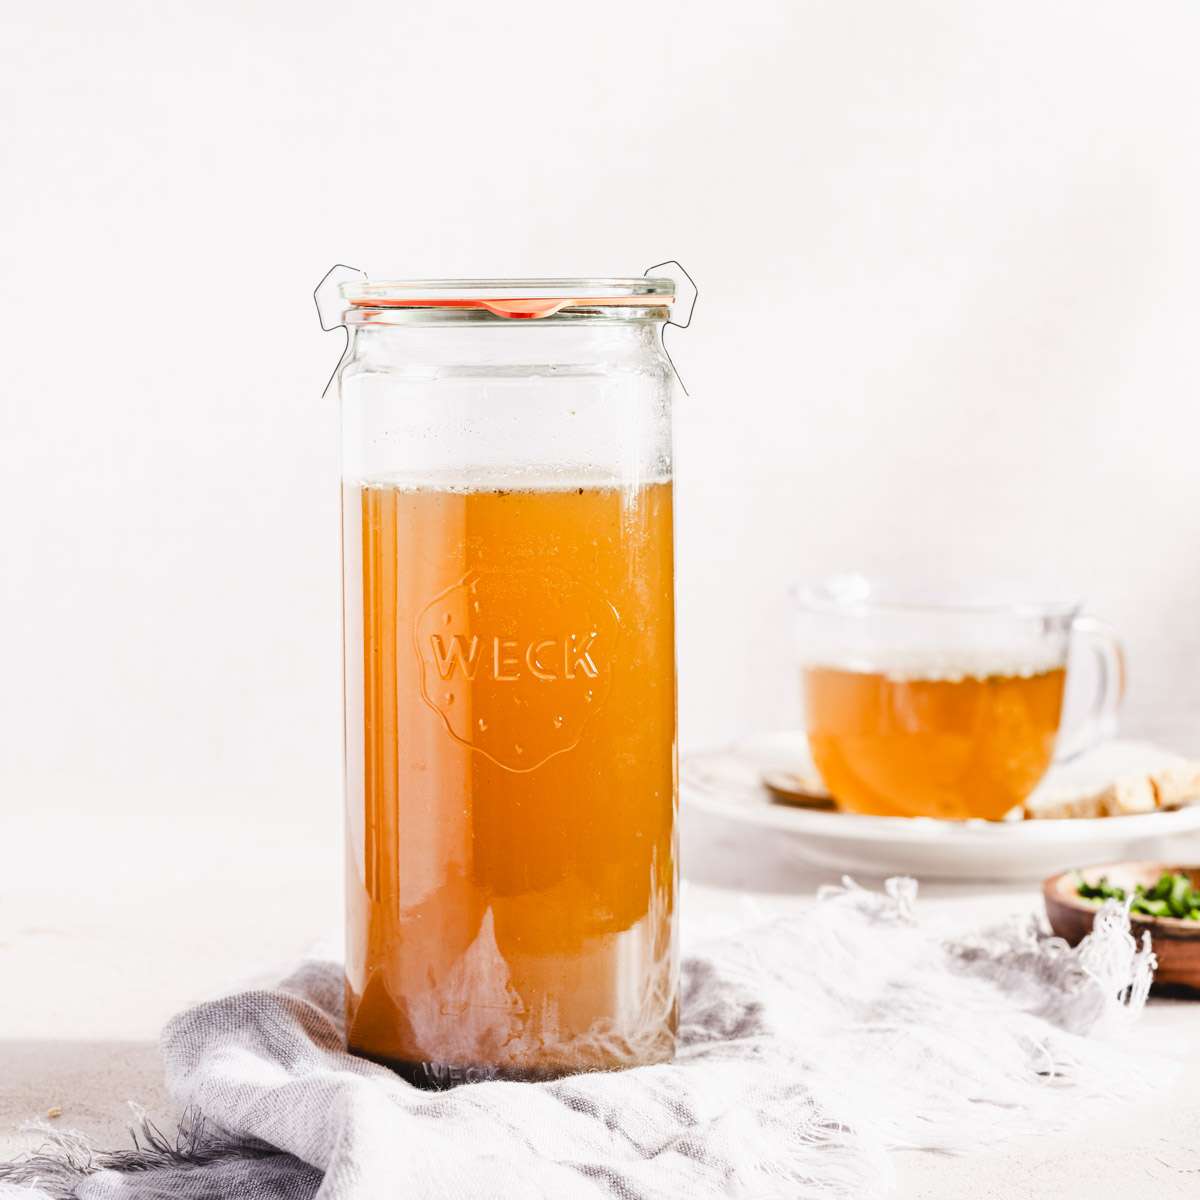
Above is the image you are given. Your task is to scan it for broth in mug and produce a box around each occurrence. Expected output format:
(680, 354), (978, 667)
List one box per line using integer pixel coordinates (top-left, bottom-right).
(804, 658), (1066, 820)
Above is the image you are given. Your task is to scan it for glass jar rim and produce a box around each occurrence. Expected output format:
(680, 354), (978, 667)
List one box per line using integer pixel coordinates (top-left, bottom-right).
(341, 277), (675, 320)
(793, 574), (1082, 620)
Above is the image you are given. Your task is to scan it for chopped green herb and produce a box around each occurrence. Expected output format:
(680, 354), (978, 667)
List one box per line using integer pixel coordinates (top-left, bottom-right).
(1076, 871), (1200, 919)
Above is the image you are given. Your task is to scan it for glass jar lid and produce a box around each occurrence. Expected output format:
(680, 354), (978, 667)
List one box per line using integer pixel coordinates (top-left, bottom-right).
(341, 277), (675, 320)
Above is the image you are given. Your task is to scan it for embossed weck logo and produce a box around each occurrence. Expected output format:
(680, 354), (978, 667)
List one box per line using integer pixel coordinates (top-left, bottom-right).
(415, 568), (620, 771)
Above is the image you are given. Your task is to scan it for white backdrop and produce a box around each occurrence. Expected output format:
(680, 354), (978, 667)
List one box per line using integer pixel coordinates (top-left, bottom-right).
(3, 1), (1199, 833)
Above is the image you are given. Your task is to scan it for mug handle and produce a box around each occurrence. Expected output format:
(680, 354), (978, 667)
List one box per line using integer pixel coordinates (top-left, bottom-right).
(1053, 616), (1126, 762)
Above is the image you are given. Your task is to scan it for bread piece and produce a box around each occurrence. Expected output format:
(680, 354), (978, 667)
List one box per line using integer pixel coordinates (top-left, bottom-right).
(762, 768), (835, 810)
(1025, 761), (1200, 820)
(1150, 764), (1200, 810)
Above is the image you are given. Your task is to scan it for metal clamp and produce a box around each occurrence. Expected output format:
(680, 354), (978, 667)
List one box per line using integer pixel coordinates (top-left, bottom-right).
(313, 263), (367, 396)
(644, 260), (697, 395)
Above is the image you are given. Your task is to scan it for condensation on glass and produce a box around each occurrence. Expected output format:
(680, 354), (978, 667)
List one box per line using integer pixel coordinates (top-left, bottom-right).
(335, 278), (680, 1086)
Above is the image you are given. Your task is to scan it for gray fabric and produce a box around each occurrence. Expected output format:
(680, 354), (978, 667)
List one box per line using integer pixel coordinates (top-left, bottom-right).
(1, 881), (1154, 1200)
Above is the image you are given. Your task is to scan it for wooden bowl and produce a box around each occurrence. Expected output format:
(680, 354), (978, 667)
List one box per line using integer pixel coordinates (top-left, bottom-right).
(1043, 861), (1200, 993)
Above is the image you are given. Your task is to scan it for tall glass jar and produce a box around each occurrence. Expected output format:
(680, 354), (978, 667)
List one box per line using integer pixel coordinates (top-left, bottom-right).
(336, 279), (679, 1086)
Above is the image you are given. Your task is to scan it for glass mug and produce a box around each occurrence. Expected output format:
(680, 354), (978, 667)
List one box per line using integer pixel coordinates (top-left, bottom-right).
(334, 278), (680, 1085)
(795, 576), (1125, 821)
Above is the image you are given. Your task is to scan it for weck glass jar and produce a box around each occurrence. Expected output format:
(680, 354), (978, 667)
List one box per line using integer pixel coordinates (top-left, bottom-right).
(335, 278), (680, 1086)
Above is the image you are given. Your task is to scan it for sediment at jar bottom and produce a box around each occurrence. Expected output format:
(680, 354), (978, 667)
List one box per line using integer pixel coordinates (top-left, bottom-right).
(343, 478), (678, 1076)
(804, 660), (1067, 820)
(354, 1028), (679, 1091)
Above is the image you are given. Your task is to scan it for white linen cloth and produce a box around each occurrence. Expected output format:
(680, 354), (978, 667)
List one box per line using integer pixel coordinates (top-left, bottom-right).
(0, 879), (1155, 1200)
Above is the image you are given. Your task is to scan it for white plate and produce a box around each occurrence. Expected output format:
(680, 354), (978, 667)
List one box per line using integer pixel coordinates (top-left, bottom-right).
(682, 733), (1200, 881)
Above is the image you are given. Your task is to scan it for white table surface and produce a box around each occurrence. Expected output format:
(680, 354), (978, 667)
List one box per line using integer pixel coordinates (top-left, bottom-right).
(4, 800), (1200, 1198)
